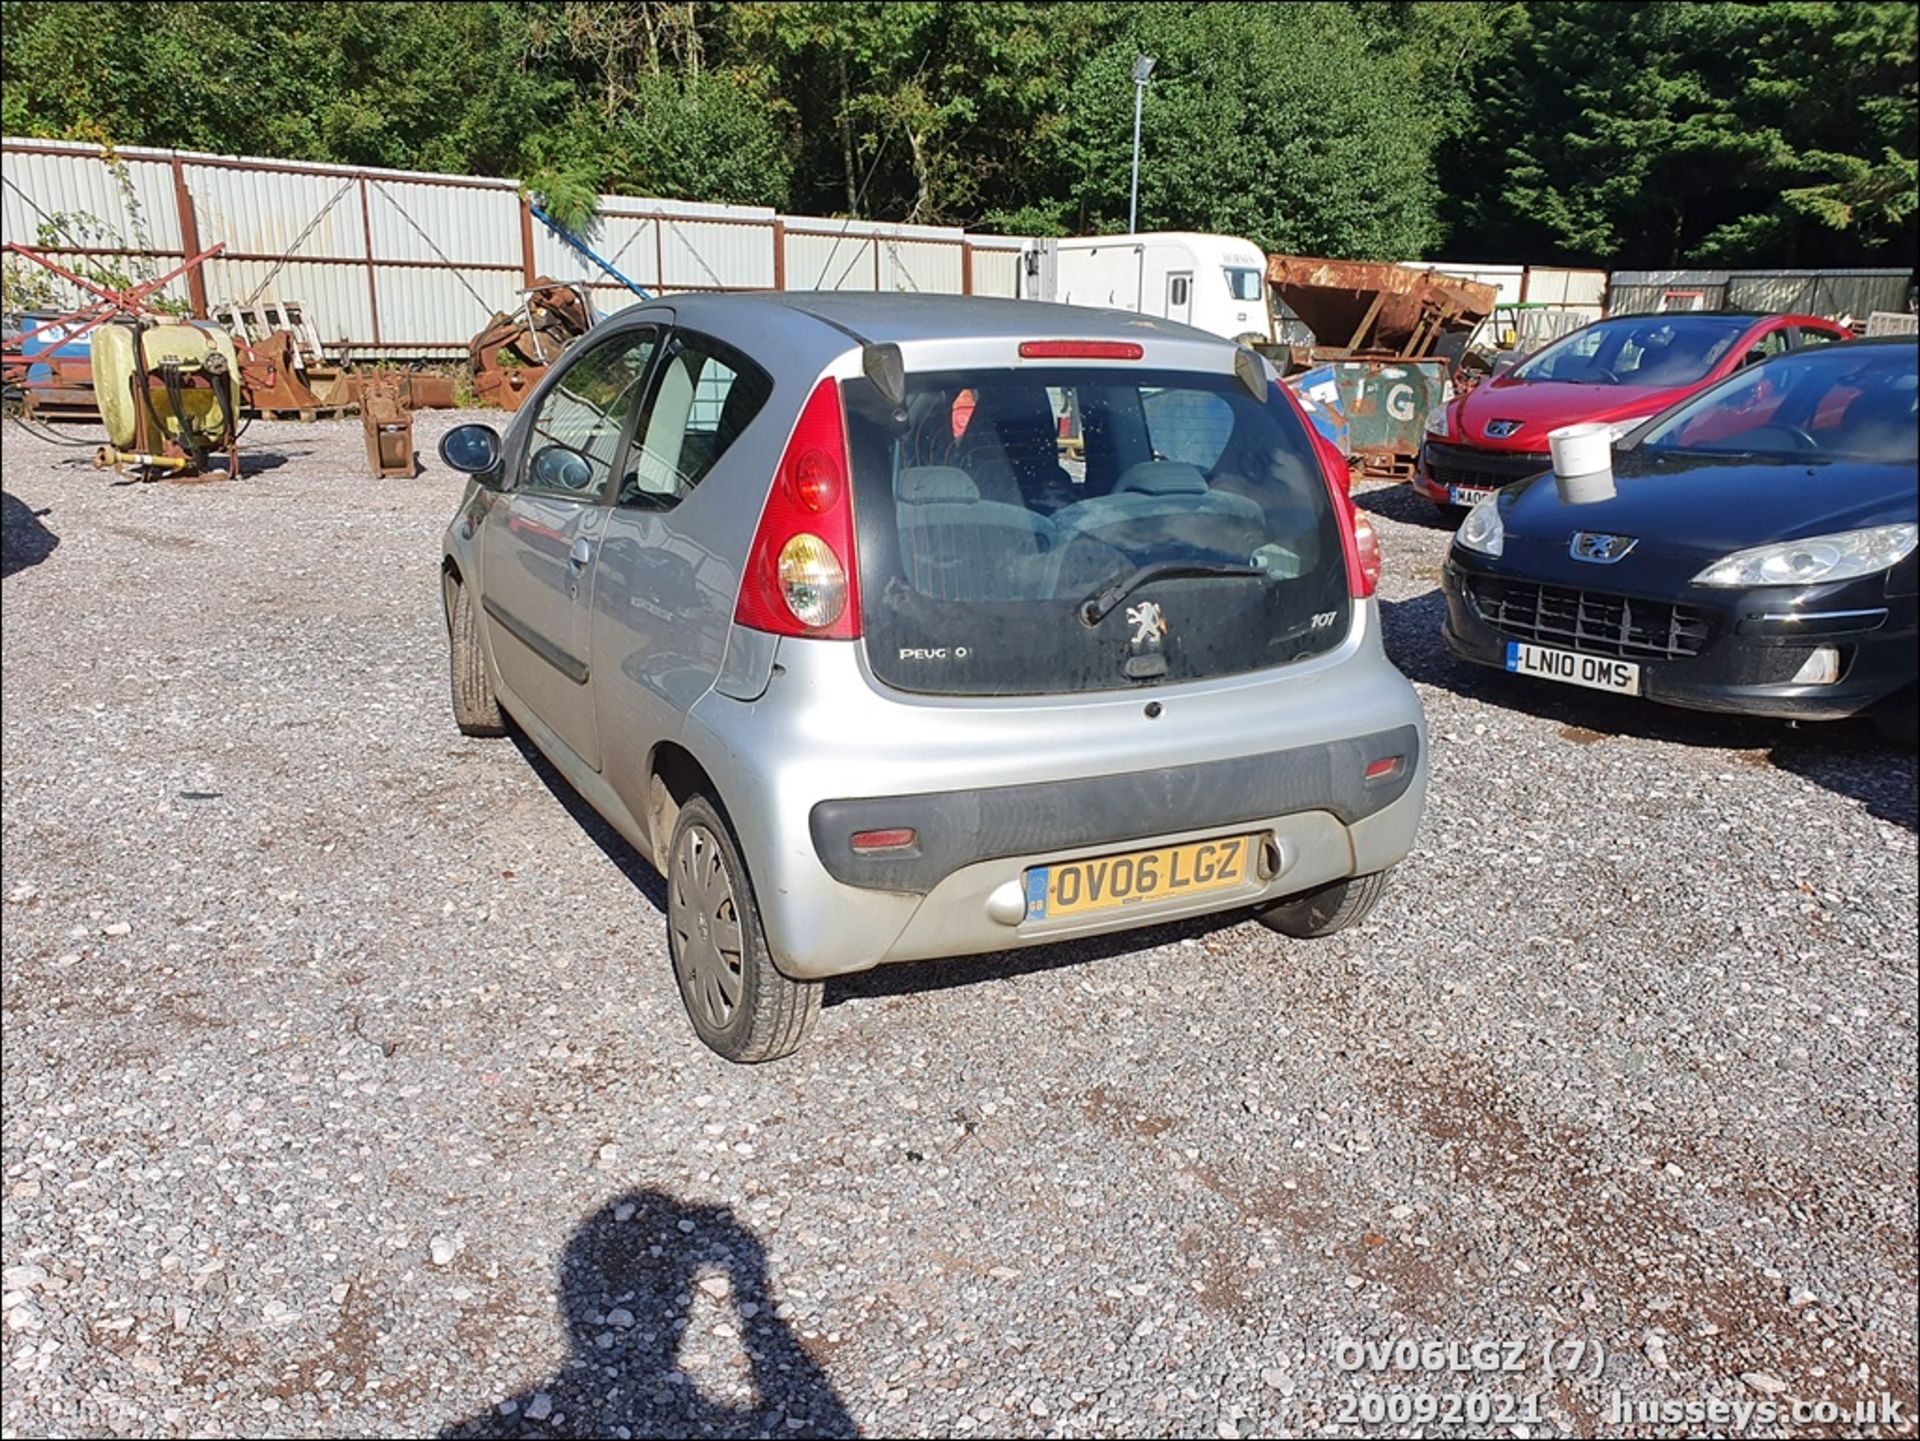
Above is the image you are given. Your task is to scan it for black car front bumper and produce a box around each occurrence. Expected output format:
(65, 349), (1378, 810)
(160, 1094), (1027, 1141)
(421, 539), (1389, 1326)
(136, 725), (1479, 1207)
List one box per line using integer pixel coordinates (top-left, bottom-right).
(1441, 550), (1918, 722)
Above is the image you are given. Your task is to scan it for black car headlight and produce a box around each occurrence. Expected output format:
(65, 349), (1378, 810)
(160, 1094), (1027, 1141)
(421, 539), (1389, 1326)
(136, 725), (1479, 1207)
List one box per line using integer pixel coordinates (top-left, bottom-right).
(1454, 495), (1505, 558)
(1692, 523), (1917, 588)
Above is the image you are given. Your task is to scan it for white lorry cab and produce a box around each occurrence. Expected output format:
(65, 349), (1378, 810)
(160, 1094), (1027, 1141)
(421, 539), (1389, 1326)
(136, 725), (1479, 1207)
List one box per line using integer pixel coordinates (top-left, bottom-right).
(1020, 232), (1273, 345)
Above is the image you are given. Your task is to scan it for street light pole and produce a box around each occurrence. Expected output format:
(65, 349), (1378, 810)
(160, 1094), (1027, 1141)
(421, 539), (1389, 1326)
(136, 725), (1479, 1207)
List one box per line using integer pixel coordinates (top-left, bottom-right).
(1128, 54), (1155, 234)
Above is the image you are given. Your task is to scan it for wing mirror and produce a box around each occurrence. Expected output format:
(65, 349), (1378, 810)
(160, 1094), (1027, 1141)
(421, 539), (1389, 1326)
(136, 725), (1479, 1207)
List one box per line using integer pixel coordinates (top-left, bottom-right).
(529, 442), (596, 493)
(439, 423), (502, 477)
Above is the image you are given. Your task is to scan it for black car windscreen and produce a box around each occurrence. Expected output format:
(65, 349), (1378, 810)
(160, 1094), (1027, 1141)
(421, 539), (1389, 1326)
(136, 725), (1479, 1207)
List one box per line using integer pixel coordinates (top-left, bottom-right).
(1640, 345), (1919, 463)
(844, 366), (1351, 697)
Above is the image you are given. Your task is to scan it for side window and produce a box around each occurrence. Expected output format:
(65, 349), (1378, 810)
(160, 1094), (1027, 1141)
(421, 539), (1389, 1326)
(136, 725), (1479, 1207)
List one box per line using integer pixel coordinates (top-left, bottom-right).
(624, 333), (772, 508)
(1795, 327), (1839, 348)
(1169, 275), (1191, 309)
(1740, 329), (1790, 367)
(522, 327), (657, 499)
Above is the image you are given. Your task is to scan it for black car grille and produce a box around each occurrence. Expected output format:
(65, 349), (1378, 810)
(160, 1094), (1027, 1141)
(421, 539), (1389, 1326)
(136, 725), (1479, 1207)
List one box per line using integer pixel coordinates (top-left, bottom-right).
(1466, 576), (1714, 660)
(1424, 440), (1550, 492)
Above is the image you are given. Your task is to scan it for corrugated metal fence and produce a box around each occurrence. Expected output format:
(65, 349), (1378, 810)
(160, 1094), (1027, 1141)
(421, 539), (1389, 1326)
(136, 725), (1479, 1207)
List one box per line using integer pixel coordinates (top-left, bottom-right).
(1, 137), (1029, 358)
(1608, 269), (1914, 320)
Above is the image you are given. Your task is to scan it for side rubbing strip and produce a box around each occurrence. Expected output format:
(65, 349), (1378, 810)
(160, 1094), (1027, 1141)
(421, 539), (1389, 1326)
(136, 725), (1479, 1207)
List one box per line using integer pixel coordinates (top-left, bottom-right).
(481, 594), (589, 684)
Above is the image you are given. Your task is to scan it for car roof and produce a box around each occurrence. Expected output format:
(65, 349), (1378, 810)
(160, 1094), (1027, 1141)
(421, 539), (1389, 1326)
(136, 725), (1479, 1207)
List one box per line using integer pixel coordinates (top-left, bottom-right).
(665, 290), (1226, 349)
(1597, 310), (1841, 326)
(1599, 310), (1768, 323)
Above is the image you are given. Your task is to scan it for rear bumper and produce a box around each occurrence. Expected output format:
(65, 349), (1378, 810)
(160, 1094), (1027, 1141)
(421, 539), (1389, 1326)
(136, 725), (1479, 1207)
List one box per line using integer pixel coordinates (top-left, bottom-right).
(1441, 553), (1918, 722)
(809, 725), (1419, 893)
(684, 603), (1428, 978)
(861, 800), (1420, 974)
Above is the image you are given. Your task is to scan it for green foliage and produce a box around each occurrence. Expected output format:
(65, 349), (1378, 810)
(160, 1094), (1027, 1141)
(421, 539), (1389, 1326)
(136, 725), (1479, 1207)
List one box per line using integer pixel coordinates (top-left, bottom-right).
(1013, 3), (1441, 258)
(1, 0), (1913, 267)
(1445, 1), (1919, 266)
(1, 258), (62, 313)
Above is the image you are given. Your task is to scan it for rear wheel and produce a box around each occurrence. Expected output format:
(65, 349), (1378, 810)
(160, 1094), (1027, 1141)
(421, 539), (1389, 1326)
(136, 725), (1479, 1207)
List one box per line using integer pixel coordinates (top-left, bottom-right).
(667, 796), (820, 1063)
(1255, 868), (1393, 938)
(446, 575), (505, 737)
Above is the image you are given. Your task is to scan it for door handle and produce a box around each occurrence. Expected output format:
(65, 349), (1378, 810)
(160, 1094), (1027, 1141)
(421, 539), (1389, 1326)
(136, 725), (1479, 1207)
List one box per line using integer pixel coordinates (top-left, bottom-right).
(569, 537), (593, 569)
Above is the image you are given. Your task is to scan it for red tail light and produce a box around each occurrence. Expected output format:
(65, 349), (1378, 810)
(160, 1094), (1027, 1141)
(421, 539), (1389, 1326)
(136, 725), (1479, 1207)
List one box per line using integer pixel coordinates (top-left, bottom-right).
(1286, 386), (1378, 600)
(734, 377), (862, 639)
(1351, 511), (1383, 596)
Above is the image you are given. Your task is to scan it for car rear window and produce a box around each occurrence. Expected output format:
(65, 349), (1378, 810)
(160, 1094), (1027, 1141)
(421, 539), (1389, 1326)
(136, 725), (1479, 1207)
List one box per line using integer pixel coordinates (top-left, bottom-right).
(844, 365), (1350, 696)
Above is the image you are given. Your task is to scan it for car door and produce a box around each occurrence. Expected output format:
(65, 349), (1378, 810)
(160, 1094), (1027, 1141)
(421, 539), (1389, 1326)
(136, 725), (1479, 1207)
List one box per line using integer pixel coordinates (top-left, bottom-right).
(590, 329), (774, 814)
(480, 323), (660, 772)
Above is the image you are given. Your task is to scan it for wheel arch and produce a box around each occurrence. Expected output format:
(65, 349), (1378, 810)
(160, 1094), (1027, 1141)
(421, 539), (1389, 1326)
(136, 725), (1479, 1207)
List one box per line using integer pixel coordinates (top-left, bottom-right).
(645, 740), (736, 862)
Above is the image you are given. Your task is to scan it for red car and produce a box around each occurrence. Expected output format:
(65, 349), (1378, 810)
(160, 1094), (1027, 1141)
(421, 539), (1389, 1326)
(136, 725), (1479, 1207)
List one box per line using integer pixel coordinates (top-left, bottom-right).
(1413, 311), (1851, 510)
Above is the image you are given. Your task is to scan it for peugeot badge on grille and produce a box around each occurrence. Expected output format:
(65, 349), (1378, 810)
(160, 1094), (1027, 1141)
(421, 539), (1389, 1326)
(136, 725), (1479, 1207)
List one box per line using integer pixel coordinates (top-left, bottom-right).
(1484, 419), (1523, 438)
(1569, 532), (1638, 563)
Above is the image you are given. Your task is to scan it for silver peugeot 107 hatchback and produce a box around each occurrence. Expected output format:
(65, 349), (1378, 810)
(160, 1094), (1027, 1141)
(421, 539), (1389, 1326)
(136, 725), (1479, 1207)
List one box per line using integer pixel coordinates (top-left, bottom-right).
(438, 293), (1427, 1062)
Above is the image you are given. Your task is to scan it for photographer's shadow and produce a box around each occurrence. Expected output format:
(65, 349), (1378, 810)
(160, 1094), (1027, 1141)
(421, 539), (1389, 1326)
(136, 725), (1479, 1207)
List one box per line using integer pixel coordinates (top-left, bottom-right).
(442, 1189), (854, 1439)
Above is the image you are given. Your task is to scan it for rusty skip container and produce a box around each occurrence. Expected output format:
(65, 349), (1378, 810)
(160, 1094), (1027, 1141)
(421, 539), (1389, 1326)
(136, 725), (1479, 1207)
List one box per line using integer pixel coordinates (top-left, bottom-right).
(1268, 255), (1496, 481)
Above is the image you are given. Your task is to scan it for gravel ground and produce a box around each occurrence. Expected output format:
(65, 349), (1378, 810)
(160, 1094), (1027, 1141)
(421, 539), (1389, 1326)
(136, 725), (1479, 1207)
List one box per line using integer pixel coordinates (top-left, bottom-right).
(3, 414), (1915, 1440)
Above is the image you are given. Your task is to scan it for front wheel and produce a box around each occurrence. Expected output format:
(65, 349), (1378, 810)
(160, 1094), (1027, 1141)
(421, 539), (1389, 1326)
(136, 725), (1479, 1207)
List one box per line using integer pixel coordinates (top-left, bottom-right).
(1255, 868), (1394, 938)
(446, 575), (506, 737)
(667, 797), (820, 1063)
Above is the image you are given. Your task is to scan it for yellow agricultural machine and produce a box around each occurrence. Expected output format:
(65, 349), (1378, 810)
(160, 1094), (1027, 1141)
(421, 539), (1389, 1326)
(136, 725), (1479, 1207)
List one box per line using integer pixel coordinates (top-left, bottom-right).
(89, 319), (242, 478)
(3, 239), (241, 480)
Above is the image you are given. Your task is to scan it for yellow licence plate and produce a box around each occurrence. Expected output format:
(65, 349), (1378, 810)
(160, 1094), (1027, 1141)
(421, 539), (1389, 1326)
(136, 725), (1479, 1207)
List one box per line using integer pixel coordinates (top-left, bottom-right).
(1024, 835), (1254, 921)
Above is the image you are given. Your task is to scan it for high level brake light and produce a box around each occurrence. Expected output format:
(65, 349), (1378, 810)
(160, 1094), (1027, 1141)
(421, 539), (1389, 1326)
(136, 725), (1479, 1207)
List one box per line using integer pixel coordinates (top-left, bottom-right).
(1018, 340), (1144, 360)
(734, 377), (862, 639)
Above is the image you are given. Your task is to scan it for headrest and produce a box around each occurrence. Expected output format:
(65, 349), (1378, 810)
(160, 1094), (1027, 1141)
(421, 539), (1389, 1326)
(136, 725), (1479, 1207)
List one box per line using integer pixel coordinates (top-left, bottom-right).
(1115, 461), (1209, 496)
(896, 465), (980, 503)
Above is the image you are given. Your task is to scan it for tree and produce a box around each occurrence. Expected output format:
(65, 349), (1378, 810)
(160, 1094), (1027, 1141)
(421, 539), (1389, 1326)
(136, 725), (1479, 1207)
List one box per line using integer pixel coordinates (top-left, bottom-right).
(3, 1), (1913, 267)
(1006, 3), (1442, 258)
(0, 2), (571, 177)
(1444, 1), (1919, 266)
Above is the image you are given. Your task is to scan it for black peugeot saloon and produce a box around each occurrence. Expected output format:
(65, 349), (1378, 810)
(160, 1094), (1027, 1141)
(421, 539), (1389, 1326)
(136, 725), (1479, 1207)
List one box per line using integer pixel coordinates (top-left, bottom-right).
(1441, 337), (1918, 739)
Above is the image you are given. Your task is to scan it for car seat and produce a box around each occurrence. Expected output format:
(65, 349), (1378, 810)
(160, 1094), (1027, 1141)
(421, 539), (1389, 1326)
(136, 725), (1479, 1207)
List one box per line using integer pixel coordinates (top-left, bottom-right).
(892, 465), (1056, 601)
(951, 386), (1075, 510)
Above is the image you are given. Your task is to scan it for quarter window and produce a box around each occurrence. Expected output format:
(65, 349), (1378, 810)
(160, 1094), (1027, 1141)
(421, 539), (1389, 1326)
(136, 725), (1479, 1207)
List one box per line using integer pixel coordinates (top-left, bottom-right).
(1739, 329), (1790, 367)
(522, 327), (658, 498)
(624, 334), (772, 508)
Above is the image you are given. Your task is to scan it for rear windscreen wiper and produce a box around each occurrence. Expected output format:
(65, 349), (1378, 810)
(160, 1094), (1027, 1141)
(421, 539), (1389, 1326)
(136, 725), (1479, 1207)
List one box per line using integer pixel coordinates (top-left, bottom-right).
(1081, 562), (1267, 626)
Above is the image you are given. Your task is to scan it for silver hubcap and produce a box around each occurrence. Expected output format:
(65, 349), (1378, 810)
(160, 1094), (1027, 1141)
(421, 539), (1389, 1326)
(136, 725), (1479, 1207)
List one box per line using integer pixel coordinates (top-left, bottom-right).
(670, 825), (744, 1030)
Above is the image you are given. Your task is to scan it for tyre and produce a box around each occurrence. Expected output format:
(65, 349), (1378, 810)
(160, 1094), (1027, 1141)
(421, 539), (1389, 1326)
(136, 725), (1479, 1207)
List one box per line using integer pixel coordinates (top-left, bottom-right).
(1255, 868), (1393, 939)
(446, 575), (506, 738)
(667, 796), (820, 1063)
